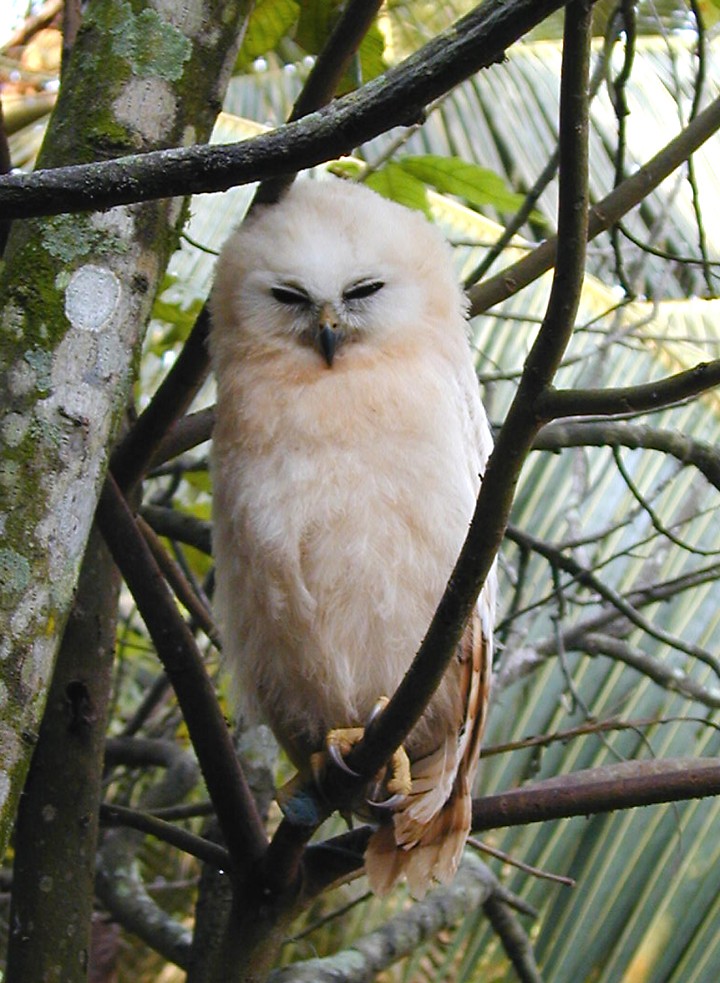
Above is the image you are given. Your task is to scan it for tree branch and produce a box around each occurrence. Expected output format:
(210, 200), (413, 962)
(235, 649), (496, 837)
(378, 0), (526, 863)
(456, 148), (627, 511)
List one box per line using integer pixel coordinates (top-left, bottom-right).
(301, 757), (720, 896)
(0, 0), (585, 218)
(471, 757), (720, 830)
(468, 93), (720, 315)
(96, 475), (268, 882)
(269, 855), (517, 983)
(534, 419), (720, 491)
(536, 358), (720, 420)
(343, 0), (594, 783)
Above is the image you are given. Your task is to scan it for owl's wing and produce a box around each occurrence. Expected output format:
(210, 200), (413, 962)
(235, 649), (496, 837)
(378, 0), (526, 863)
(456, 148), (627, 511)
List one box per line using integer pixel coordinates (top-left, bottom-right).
(364, 596), (493, 898)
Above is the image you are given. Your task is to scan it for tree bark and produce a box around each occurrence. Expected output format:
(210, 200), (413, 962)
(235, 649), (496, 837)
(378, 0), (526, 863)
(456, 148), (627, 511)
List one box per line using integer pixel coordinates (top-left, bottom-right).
(0, 0), (252, 857)
(5, 526), (119, 983)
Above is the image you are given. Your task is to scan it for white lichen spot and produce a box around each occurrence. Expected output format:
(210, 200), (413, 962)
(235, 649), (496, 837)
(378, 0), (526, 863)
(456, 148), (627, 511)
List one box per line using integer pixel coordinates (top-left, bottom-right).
(65, 266), (121, 333)
(39, 875), (54, 893)
(2, 412), (30, 448)
(113, 77), (177, 142)
(42, 803), (58, 823)
(150, 0), (205, 36)
(92, 206), (135, 241)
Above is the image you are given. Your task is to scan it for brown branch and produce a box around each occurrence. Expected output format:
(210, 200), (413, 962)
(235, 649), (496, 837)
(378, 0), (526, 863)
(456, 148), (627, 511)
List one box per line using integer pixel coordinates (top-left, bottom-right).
(505, 525), (720, 678)
(110, 308), (211, 493)
(96, 475), (267, 881)
(468, 93), (720, 316)
(533, 420), (720, 490)
(99, 802), (229, 869)
(471, 757), (720, 830)
(536, 358), (720, 420)
(343, 0), (593, 783)
(254, 0), (385, 206)
(302, 757), (720, 896)
(0, 0), (586, 218)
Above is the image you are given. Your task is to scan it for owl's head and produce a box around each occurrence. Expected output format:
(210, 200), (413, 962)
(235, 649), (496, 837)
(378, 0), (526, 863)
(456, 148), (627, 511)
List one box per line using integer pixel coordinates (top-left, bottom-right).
(210, 177), (467, 369)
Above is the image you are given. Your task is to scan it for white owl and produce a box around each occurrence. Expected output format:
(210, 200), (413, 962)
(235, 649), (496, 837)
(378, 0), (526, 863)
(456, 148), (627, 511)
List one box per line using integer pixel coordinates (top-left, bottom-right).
(210, 177), (495, 897)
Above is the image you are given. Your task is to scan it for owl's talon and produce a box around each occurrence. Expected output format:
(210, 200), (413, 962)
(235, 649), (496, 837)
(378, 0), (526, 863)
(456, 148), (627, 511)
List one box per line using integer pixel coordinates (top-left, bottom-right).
(327, 738), (361, 777)
(366, 792), (407, 811)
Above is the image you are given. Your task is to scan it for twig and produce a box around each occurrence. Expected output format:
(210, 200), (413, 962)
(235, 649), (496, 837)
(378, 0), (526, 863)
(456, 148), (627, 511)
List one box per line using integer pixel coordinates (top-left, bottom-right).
(468, 836), (575, 888)
(468, 94), (720, 315)
(99, 802), (229, 869)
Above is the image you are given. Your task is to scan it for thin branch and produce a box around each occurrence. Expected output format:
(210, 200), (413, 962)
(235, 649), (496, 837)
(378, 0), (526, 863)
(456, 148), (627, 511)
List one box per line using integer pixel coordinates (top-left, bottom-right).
(468, 93), (720, 316)
(110, 308), (211, 493)
(506, 524), (720, 678)
(96, 475), (268, 881)
(99, 802), (229, 869)
(536, 358), (720, 420)
(578, 633), (720, 708)
(611, 445), (720, 557)
(137, 514), (220, 646)
(254, 0), (385, 206)
(533, 420), (720, 491)
(481, 713), (720, 760)
(468, 837), (575, 888)
(0, 0), (584, 218)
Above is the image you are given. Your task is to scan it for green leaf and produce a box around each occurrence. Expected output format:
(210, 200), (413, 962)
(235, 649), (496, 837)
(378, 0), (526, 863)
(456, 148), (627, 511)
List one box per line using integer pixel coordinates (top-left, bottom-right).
(296, 0), (342, 54)
(364, 163), (431, 215)
(236, 0), (299, 69)
(398, 154), (528, 214)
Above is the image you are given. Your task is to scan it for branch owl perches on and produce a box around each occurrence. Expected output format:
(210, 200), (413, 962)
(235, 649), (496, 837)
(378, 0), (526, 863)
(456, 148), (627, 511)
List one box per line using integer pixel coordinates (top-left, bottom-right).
(209, 178), (495, 898)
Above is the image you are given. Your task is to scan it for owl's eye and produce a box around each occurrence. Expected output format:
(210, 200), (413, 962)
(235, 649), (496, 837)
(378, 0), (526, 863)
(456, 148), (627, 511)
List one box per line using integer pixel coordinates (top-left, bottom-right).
(271, 284), (311, 306)
(343, 280), (385, 302)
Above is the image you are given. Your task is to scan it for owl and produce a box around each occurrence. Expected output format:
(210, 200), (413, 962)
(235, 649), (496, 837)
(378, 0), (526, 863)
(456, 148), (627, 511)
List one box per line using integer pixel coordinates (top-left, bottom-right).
(209, 177), (495, 898)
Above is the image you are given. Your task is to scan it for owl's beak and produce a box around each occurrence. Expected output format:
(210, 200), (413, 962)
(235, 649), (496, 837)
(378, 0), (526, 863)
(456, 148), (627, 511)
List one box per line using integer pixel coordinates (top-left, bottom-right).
(317, 302), (340, 367)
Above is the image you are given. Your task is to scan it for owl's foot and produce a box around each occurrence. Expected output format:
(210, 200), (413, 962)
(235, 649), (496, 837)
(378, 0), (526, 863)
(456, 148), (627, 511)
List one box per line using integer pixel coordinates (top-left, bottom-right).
(311, 697), (412, 806)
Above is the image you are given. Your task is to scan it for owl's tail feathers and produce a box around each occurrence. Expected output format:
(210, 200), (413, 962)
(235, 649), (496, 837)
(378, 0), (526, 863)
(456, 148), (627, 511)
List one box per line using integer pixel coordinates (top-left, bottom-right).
(364, 769), (471, 899)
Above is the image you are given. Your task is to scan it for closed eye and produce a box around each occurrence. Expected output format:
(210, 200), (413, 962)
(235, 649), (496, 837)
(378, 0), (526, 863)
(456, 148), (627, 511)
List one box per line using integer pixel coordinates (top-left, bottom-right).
(271, 284), (311, 306)
(343, 279), (385, 302)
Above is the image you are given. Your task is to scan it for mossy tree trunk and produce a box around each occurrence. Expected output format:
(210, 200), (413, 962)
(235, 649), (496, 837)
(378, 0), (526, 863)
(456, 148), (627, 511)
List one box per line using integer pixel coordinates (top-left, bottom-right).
(0, 0), (251, 976)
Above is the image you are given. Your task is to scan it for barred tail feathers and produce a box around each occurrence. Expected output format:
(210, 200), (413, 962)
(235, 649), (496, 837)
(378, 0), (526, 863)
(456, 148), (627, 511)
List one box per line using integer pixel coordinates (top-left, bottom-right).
(364, 766), (472, 899)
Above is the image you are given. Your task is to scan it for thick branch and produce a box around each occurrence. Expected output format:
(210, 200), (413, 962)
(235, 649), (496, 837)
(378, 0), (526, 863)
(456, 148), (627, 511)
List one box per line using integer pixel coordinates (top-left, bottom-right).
(344, 0), (593, 782)
(0, 0), (584, 218)
(471, 757), (720, 829)
(302, 757), (720, 895)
